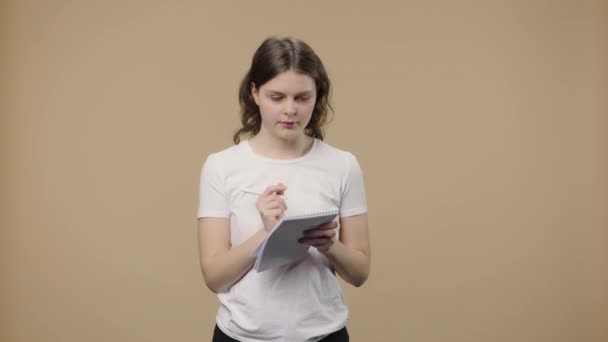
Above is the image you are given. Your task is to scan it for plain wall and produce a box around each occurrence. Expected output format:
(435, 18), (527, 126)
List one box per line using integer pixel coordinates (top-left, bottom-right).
(1, 1), (607, 341)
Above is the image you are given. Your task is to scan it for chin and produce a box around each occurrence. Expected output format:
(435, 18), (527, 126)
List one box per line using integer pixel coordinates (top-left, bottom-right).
(277, 130), (303, 141)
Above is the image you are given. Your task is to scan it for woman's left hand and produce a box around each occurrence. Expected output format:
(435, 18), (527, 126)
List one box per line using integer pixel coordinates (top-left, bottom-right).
(298, 221), (338, 253)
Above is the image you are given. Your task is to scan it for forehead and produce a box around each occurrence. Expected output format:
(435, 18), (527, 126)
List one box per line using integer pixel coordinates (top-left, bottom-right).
(260, 70), (315, 93)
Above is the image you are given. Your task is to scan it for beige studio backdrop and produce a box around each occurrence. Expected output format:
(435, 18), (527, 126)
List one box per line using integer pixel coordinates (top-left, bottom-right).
(1, 1), (607, 341)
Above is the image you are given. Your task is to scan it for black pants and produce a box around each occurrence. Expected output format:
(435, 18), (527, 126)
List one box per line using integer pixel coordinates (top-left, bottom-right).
(212, 324), (349, 342)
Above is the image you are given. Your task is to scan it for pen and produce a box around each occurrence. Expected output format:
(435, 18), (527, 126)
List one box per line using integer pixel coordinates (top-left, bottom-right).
(241, 188), (288, 200)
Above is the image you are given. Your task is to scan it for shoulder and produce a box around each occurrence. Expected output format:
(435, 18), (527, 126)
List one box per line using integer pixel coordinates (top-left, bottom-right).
(315, 139), (354, 159)
(200, 143), (249, 180)
(204, 142), (248, 165)
(314, 140), (361, 169)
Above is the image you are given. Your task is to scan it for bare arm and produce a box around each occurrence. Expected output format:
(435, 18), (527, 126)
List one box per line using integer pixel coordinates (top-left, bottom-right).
(300, 213), (370, 287)
(198, 183), (288, 293)
(197, 217), (266, 293)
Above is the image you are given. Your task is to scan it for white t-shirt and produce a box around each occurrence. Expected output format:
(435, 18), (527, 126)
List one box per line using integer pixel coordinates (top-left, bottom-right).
(197, 138), (367, 342)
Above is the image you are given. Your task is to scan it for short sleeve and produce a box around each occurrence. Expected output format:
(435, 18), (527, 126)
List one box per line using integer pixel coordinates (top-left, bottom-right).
(339, 152), (368, 217)
(197, 154), (230, 219)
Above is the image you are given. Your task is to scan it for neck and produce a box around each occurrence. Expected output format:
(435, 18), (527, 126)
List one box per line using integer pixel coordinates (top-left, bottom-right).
(248, 132), (314, 160)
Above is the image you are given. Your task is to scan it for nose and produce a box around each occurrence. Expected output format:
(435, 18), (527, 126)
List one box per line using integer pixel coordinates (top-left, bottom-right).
(284, 99), (297, 116)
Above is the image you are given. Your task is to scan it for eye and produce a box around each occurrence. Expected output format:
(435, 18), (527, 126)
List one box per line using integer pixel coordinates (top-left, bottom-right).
(297, 96), (311, 102)
(270, 96), (283, 102)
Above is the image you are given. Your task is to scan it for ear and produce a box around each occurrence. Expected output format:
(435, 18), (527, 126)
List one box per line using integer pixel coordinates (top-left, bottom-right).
(251, 82), (260, 106)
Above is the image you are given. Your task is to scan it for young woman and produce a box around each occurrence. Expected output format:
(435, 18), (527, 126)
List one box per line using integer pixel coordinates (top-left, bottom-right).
(197, 36), (370, 342)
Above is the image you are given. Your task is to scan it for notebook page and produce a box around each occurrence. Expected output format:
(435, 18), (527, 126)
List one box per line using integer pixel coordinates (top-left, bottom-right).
(253, 210), (339, 272)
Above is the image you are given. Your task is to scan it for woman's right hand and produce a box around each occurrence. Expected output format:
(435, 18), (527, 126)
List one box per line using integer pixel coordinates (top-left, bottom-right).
(256, 183), (288, 233)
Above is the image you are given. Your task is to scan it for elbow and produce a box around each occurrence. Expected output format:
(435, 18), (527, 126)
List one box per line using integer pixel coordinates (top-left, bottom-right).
(340, 255), (370, 287)
(353, 280), (365, 288)
(205, 281), (225, 294)
(200, 265), (226, 294)
(351, 274), (369, 288)
(207, 284), (225, 294)
(349, 267), (370, 288)
(354, 261), (371, 287)
(203, 275), (227, 294)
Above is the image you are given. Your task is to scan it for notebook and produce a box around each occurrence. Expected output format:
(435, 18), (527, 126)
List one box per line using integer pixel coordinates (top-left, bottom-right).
(252, 209), (339, 272)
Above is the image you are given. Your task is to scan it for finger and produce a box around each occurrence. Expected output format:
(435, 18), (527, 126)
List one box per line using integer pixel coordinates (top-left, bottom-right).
(260, 194), (285, 207)
(262, 184), (287, 196)
(303, 223), (337, 234)
(262, 200), (284, 210)
(299, 237), (332, 246)
(264, 208), (284, 220)
(262, 197), (287, 211)
(316, 240), (334, 252)
(276, 197), (287, 211)
(275, 182), (287, 195)
(259, 193), (286, 209)
(319, 221), (338, 229)
(302, 229), (335, 239)
(316, 244), (332, 253)
(264, 207), (284, 216)
(303, 229), (336, 238)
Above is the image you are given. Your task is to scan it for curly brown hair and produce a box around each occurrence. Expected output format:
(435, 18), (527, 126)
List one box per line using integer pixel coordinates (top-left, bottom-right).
(233, 36), (333, 144)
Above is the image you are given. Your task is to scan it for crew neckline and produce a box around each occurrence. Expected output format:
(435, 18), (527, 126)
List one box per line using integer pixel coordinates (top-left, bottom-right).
(243, 138), (318, 164)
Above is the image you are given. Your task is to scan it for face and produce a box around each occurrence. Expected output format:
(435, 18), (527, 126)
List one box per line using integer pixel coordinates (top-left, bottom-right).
(251, 69), (317, 143)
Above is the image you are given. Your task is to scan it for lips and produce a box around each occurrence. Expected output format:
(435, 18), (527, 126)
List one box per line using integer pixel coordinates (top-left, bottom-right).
(280, 121), (296, 128)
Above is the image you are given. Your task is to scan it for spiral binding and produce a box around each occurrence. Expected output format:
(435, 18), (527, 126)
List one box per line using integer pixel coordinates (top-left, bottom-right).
(284, 209), (339, 221)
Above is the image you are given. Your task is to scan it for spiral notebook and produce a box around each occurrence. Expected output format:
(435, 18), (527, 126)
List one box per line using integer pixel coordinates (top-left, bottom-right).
(252, 209), (339, 272)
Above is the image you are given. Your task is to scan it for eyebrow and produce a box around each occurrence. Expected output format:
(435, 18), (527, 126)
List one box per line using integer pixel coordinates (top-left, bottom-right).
(265, 90), (314, 96)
